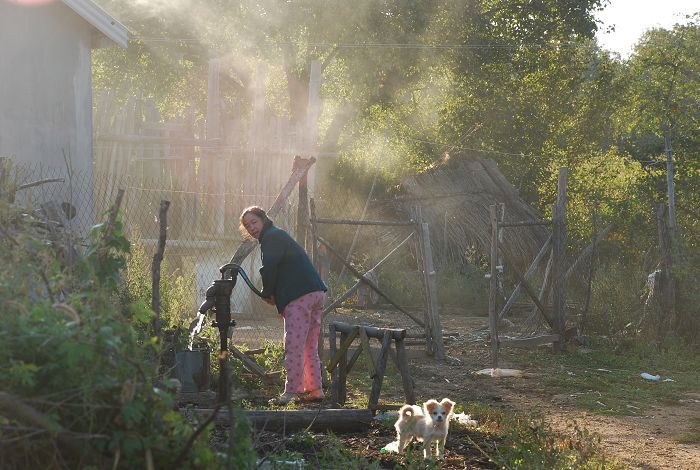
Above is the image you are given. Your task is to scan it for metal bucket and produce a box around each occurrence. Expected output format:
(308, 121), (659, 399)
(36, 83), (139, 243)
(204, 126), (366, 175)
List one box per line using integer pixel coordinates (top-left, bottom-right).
(174, 349), (210, 393)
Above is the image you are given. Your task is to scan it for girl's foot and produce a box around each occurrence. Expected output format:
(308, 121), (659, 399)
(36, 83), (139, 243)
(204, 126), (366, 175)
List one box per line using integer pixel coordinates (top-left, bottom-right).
(300, 389), (325, 402)
(269, 392), (297, 405)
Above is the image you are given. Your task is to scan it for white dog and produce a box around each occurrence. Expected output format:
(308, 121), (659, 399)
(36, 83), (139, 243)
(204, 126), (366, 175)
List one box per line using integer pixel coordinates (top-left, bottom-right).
(394, 398), (455, 460)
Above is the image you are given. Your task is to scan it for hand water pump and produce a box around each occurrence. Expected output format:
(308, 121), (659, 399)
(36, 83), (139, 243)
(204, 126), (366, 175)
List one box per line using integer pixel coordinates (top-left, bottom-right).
(197, 263), (265, 402)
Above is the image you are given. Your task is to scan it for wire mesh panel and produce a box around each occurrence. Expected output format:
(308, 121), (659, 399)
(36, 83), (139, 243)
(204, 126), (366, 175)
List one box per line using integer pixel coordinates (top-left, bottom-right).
(311, 190), (427, 340)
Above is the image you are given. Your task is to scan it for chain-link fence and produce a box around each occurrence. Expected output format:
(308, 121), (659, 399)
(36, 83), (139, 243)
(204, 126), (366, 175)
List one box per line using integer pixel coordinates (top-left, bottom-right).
(7, 159), (445, 353)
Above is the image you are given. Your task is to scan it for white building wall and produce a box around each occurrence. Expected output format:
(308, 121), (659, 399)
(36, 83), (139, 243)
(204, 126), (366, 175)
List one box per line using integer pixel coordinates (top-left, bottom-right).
(0, 2), (95, 230)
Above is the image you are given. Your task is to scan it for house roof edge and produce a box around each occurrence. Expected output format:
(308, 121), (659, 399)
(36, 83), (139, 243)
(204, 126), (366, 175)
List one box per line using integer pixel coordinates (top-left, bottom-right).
(61, 0), (128, 48)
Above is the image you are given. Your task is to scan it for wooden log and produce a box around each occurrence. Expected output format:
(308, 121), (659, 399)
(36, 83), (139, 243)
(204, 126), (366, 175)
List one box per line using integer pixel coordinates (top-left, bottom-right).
(330, 321), (406, 341)
(489, 205), (499, 369)
(194, 408), (373, 433)
(368, 331), (392, 410)
(499, 334), (560, 348)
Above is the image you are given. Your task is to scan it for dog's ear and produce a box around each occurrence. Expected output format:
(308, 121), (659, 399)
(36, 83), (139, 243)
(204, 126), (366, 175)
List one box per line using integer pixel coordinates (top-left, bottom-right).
(441, 398), (455, 413)
(424, 399), (439, 413)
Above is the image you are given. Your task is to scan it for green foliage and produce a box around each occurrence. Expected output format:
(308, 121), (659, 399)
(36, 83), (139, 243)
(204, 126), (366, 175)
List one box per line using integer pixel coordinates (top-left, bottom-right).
(0, 200), (230, 469)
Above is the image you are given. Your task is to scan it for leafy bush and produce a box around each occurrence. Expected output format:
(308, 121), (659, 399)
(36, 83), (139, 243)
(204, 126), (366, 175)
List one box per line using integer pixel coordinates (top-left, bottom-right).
(0, 198), (252, 469)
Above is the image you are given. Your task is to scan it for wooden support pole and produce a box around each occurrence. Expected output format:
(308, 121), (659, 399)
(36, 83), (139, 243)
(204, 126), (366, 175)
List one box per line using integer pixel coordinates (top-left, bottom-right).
(656, 202), (676, 337)
(359, 327), (376, 378)
(419, 222), (445, 359)
(498, 234), (552, 321)
(395, 338), (415, 404)
(338, 331), (349, 404)
(329, 323), (339, 405)
(296, 163), (309, 250)
(151, 199), (170, 341)
(552, 168), (568, 352)
(489, 205), (499, 369)
(368, 331), (392, 411)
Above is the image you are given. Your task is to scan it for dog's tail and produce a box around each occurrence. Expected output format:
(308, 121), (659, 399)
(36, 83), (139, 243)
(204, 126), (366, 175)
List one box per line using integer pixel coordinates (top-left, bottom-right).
(399, 404), (417, 418)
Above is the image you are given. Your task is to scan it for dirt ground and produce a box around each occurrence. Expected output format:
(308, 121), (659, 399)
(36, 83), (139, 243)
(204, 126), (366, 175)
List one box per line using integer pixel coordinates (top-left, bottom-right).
(229, 309), (699, 468)
(405, 313), (700, 470)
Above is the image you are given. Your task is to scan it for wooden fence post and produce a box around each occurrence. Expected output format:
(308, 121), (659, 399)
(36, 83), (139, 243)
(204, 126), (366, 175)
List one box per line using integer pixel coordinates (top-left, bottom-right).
(420, 222), (445, 359)
(656, 202), (676, 339)
(552, 168), (568, 352)
(489, 205), (499, 369)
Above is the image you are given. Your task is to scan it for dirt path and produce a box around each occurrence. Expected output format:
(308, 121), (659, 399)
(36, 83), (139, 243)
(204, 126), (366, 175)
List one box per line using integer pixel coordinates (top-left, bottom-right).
(407, 314), (700, 470)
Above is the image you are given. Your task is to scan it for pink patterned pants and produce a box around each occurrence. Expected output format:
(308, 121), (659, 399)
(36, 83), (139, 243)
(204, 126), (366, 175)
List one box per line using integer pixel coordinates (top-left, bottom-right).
(281, 291), (325, 394)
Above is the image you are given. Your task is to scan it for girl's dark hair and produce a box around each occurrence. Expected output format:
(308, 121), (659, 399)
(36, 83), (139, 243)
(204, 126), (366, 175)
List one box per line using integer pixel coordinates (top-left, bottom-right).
(239, 206), (274, 238)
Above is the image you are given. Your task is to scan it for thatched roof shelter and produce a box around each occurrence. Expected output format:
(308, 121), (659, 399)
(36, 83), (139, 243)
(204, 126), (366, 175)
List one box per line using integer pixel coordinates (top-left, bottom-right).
(398, 155), (550, 275)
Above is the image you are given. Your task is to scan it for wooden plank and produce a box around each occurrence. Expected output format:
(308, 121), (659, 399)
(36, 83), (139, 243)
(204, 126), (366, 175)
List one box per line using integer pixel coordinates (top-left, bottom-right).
(330, 321), (406, 341)
(193, 408), (373, 433)
(368, 331), (392, 410)
(499, 334), (560, 348)
(327, 326), (359, 373)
